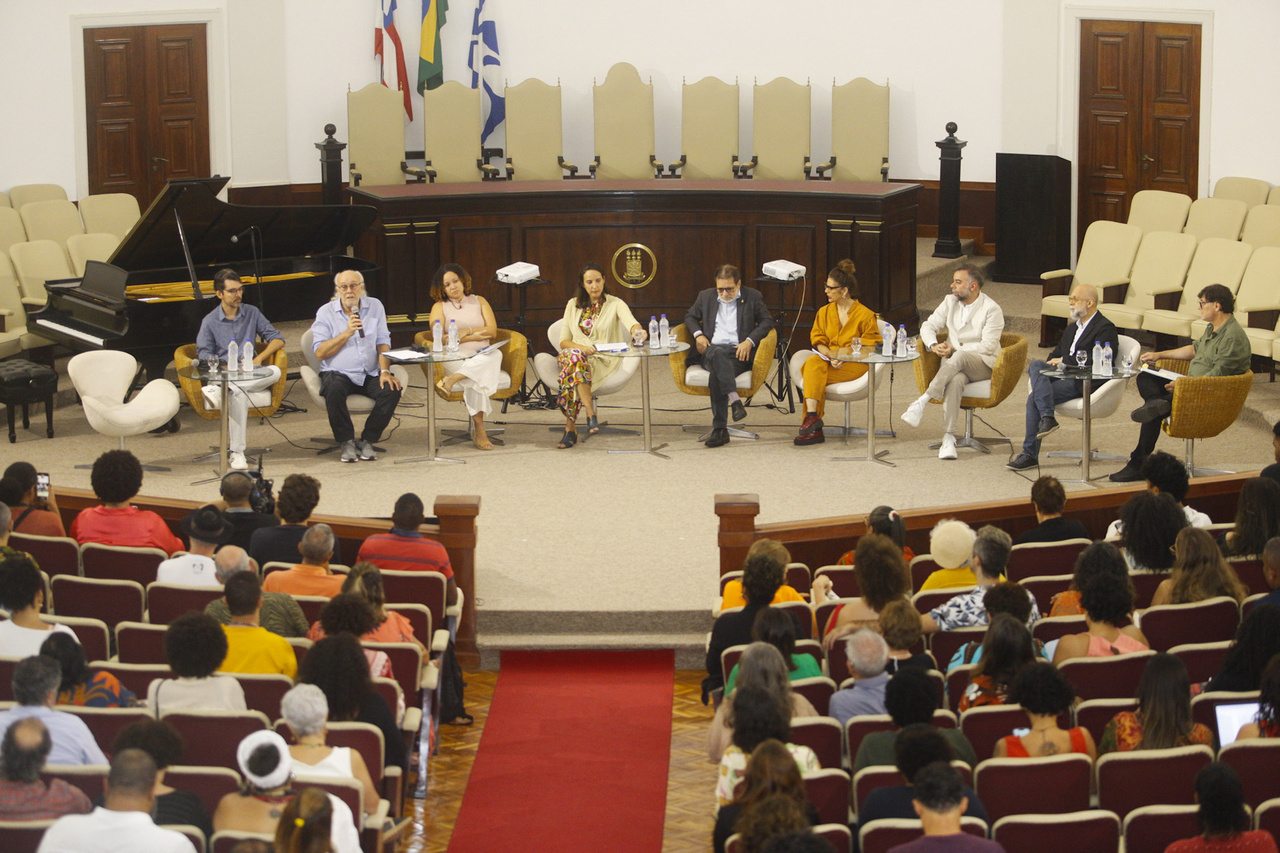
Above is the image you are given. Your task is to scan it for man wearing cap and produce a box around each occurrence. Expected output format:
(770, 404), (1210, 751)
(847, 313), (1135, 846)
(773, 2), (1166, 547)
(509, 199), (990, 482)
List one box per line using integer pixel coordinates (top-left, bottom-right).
(918, 520), (978, 591)
(156, 505), (231, 587)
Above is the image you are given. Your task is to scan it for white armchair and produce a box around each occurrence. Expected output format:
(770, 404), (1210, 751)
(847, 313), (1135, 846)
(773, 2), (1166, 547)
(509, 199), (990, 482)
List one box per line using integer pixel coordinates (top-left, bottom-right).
(67, 350), (180, 470)
(532, 318), (640, 436)
(1042, 335), (1142, 467)
(787, 349), (887, 438)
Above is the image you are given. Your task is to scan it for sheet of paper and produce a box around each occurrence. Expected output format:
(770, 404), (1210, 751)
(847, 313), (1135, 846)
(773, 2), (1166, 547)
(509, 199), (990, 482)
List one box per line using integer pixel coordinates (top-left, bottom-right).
(1140, 365), (1183, 382)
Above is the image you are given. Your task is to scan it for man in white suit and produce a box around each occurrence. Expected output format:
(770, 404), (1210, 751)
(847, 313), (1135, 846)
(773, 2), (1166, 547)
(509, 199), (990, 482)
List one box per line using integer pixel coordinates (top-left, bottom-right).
(901, 265), (1005, 459)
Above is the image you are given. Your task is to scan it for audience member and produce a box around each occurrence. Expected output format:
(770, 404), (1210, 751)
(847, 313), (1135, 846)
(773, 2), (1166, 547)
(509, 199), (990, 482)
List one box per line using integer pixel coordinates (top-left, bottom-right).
(0, 555), (77, 656)
(355, 493), (456, 603)
(213, 471), (279, 551)
(1015, 476), (1090, 544)
(219, 572), (297, 677)
(993, 662), (1096, 758)
(894, 762), (1003, 853)
(837, 505), (915, 565)
(734, 794), (813, 853)
(1107, 451), (1212, 537)
(1262, 420), (1280, 485)
(147, 612), (247, 714)
(881, 600), (933, 673)
(281, 684), (378, 814)
(1, 462), (65, 536)
(0, 656), (106, 765)
(37, 749), (196, 853)
(822, 533), (910, 649)
(1206, 605), (1280, 693)
(923, 526), (1036, 634)
(1257, 540), (1280, 609)
(0, 717), (91, 820)
(330, 563), (423, 648)
(273, 787), (333, 853)
(947, 584), (1047, 672)
(719, 539), (809, 611)
(708, 643), (819, 763)
(852, 669), (977, 772)
(1220, 477), (1280, 558)
(1048, 540), (1132, 618)
(1165, 763), (1279, 853)
(1115, 490), (1187, 573)
(0, 504), (35, 565)
(306, 594), (395, 683)
(204, 545), (309, 637)
(855, 730), (988, 841)
(40, 632), (134, 707)
(919, 520), (978, 591)
(706, 542), (794, 700)
(1150, 527), (1248, 607)
(713, 738), (820, 853)
(715, 685), (820, 809)
(1052, 566), (1149, 664)
(1234, 654), (1280, 741)
(69, 450), (183, 554)
(298, 634), (406, 771)
(829, 628), (890, 725)
(725, 609), (822, 695)
(156, 504), (231, 586)
(262, 524), (344, 598)
(248, 473), (320, 567)
(1099, 653), (1213, 754)
(958, 614), (1036, 711)
(112, 719), (212, 839)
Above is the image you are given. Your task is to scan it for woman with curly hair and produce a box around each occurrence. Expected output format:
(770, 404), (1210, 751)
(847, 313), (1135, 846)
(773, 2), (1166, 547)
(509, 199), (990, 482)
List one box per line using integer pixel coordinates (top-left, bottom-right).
(715, 685), (819, 809)
(147, 612), (246, 714)
(1207, 605), (1280, 693)
(40, 632), (134, 708)
(1052, 566), (1149, 664)
(713, 739), (819, 853)
(1221, 477), (1280, 559)
(1099, 653), (1213, 754)
(1235, 654), (1280, 740)
(1050, 541), (1134, 617)
(837, 505), (914, 565)
(958, 613), (1037, 711)
(708, 642), (818, 763)
(994, 662), (1096, 758)
(1117, 490), (1187, 573)
(1166, 763), (1278, 853)
(298, 634), (406, 771)
(1150, 527), (1248, 607)
(821, 533), (910, 649)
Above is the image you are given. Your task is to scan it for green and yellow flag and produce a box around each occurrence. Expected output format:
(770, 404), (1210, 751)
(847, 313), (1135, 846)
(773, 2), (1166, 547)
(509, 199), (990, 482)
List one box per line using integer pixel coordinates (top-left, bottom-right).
(418, 0), (448, 93)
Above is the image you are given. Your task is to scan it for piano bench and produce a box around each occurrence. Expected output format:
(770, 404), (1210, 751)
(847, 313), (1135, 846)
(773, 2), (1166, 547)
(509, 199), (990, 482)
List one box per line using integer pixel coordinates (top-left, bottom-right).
(0, 358), (58, 443)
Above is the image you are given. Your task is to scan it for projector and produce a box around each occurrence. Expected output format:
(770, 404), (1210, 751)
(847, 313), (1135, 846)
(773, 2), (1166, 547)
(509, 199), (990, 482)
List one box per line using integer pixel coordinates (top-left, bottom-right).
(762, 259), (806, 281)
(496, 261), (541, 284)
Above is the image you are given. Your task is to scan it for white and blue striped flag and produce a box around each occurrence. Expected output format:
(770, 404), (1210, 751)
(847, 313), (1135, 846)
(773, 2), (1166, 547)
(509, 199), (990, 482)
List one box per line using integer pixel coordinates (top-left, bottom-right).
(467, 0), (504, 144)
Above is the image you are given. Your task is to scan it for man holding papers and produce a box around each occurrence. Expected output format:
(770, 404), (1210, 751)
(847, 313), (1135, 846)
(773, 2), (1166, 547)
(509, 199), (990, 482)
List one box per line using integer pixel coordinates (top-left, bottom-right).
(1110, 284), (1251, 482)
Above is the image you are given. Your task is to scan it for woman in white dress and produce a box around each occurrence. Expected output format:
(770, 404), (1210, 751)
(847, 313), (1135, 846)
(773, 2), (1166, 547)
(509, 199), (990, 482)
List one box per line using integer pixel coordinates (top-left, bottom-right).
(428, 264), (502, 451)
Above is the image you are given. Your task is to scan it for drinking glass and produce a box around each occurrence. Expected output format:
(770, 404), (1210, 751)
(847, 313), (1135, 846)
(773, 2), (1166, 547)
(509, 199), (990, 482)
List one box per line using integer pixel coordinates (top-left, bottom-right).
(851, 337), (862, 356)
(1120, 353), (1134, 374)
(1075, 350), (1088, 369)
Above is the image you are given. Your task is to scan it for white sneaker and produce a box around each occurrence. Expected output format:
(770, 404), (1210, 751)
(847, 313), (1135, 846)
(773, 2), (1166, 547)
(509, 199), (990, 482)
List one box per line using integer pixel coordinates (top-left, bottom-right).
(228, 451), (249, 470)
(901, 397), (928, 428)
(938, 434), (958, 460)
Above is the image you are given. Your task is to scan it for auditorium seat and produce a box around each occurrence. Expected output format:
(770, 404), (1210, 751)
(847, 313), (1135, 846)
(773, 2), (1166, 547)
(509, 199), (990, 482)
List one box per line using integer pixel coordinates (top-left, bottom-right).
(1191, 690), (1261, 743)
(913, 333), (1029, 455)
(61, 706), (151, 756)
(1226, 558), (1270, 598)
(166, 765), (241, 818)
(928, 627), (987, 673)
(0, 656), (17, 702)
(364, 641), (432, 711)
(210, 831), (273, 853)
(1168, 640), (1232, 685)
(737, 76), (811, 180)
(1183, 196), (1248, 241)
(7, 184), (67, 210)
(1138, 597), (1239, 651)
(789, 716), (844, 769)
(790, 676), (836, 718)
(960, 705), (1070, 762)
(1129, 572), (1170, 610)
(669, 324), (777, 442)
(40, 764), (107, 803)
(18, 199), (84, 255)
(672, 74), (738, 179)
(772, 600), (814, 640)
(1019, 574), (1073, 615)
(8, 239), (73, 305)
(91, 661), (170, 700)
(1141, 237), (1252, 339)
(1122, 804), (1201, 853)
(974, 754), (1094, 822)
(146, 582), (224, 624)
(9, 531), (80, 577)
(908, 555), (942, 592)
(1255, 797), (1280, 838)
(815, 77), (890, 182)
(50, 575), (145, 624)
(1042, 220), (1142, 343)
(0, 208), (27, 252)
(42, 615), (109, 663)
(1096, 229), (1197, 333)
(1059, 651), (1156, 701)
(1126, 190), (1191, 234)
(231, 672), (293, 720)
(327, 720), (404, 818)
(1213, 177), (1271, 208)
(909, 587), (969, 617)
(65, 232), (119, 276)
(802, 768), (851, 825)
(814, 566), (858, 599)
(419, 81), (497, 183)
(1096, 744), (1213, 819)
(76, 192), (141, 240)
(0, 818), (55, 853)
(1240, 204), (1280, 249)
(859, 817), (988, 853)
(79, 542), (167, 586)
(1074, 697), (1138, 744)
(993, 810), (1119, 853)
(1241, 593), (1269, 620)
(1218, 740), (1280, 809)
(160, 710), (270, 768)
(115, 621), (170, 665)
(1006, 539), (1091, 583)
(945, 664), (975, 714)
(592, 62), (662, 179)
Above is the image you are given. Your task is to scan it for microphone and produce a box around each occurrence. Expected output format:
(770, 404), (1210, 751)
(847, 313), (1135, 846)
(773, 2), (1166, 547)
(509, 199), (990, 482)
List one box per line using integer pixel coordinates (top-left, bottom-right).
(353, 308), (365, 338)
(230, 227), (254, 244)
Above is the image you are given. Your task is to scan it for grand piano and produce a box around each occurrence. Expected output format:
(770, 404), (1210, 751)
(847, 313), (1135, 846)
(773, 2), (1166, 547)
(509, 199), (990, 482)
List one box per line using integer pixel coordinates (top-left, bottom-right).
(31, 176), (378, 379)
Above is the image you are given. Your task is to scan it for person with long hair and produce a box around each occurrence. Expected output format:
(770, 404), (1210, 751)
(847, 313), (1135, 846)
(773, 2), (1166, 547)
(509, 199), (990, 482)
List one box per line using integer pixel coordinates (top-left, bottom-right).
(298, 634), (406, 771)
(1052, 566), (1149, 664)
(733, 795), (813, 853)
(837, 505), (915, 565)
(708, 643), (818, 763)
(337, 562), (424, 649)
(1150, 527), (1248, 606)
(1235, 654), (1280, 740)
(793, 259), (882, 446)
(274, 787), (333, 853)
(958, 613), (1036, 711)
(1206, 605), (1280, 693)
(1099, 653), (1213, 754)
(0, 555), (77, 657)
(821, 533), (910, 649)
(724, 609), (822, 694)
(552, 262), (646, 448)
(1050, 540), (1135, 617)
(713, 739), (819, 853)
(426, 263), (501, 451)
(994, 662), (1096, 758)
(1166, 763), (1279, 853)
(1221, 477), (1280, 558)
(715, 685), (819, 809)
(40, 632), (134, 708)
(1117, 490), (1187, 573)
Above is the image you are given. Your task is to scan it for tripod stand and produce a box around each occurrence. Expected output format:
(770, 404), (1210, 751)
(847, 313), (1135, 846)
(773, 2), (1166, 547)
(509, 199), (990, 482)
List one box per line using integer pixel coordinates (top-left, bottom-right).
(496, 275), (554, 410)
(754, 274), (803, 414)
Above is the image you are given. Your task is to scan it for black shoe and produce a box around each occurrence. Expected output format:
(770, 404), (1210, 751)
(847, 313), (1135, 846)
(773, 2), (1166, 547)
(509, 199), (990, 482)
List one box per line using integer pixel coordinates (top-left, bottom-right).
(1109, 464), (1145, 482)
(1035, 417), (1060, 440)
(1131, 399), (1172, 424)
(705, 428), (730, 448)
(1007, 453), (1038, 471)
(731, 400), (747, 422)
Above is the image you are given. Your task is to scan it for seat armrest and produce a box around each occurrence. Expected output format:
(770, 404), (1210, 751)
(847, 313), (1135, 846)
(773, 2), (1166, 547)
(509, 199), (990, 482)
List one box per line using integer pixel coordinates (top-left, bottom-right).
(349, 167), (362, 187)
(505, 157), (515, 179)
(21, 298), (44, 308)
(881, 156), (890, 181)
(381, 767), (403, 819)
(400, 706), (423, 734)
(423, 162), (437, 183)
(431, 628), (449, 654)
(1153, 291), (1181, 311)
(400, 162), (426, 181)
(362, 797), (390, 829)
(813, 156), (835, 178)
(1247, 309), (1280, 330)
(419, 664), (439, 692)
(558, 155), (580, 178)
(649, 154), (664, 178)
(1102, 283), (1129, 304)
(446, 588), (463, 619)
(1148, 280), (1187, 295)
(735, 155), (758, 178)
(476, 160), (500, 179)
(589, 156), (600, 177)
(667, 155), (686, 176)
(1040, 271), (1074, 299)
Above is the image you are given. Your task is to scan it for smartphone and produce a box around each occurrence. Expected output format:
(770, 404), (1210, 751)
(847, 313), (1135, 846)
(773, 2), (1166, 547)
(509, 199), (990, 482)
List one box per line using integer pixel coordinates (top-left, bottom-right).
(35, 473), (49, 500)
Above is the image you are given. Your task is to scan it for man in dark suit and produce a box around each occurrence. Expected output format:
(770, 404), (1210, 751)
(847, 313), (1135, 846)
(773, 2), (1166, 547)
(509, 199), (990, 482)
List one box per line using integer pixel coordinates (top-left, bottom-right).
(1008, 284), (1118, 470)
(684, 264), (775, 447)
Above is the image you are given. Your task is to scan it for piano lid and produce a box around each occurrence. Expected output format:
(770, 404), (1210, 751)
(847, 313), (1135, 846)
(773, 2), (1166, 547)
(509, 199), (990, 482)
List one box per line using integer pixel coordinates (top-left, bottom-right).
(109, 177), (378, 272)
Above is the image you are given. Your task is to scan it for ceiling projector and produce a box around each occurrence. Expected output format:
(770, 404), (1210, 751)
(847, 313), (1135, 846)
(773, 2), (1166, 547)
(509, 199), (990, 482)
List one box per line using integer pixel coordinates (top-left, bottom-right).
(496, 261), (541, 284)
(762, 260), (806, 281)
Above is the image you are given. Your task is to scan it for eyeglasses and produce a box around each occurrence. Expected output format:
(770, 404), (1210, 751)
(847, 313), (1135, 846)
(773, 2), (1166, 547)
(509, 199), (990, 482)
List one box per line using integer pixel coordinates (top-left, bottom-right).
(336, 283), (362, 292)
(715, 286), (737, 294)
(1067, 296), (1090, 304)
(824, 285), (844, 292)
(1198, 300), (1214, 307)
(223, 287), (243, 296)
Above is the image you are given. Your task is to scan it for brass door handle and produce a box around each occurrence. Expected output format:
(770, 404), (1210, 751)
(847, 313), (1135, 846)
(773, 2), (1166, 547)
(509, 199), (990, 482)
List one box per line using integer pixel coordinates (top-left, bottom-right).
(1140, 153), (1154, 170)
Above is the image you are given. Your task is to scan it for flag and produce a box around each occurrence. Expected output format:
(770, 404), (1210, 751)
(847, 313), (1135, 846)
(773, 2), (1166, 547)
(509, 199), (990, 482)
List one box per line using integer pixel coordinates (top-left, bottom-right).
(467, 0), (504, 143)
(418, 0), (448, 94)
(375, 0), (413, 119)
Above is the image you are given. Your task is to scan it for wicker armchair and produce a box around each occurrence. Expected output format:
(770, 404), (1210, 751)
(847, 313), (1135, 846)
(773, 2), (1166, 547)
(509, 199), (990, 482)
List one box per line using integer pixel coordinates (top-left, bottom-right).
(1155, 357), (1253, 476)
(912, 332), (1029, 453)
(174, 343), (288, 420)
(668, 324), (777, 440)
(411, 328), (527, 445)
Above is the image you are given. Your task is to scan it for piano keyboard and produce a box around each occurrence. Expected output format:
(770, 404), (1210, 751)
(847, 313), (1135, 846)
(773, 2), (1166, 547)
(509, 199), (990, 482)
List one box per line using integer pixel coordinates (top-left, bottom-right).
(34, 318), (105, 347)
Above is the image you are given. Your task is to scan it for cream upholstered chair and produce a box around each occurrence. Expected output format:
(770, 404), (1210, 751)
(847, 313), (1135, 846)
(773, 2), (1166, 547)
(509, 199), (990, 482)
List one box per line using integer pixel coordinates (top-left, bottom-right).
(813, 77), (890, 182)
(77, 193), (140, 241)
(912, 332), (1029, 453)
(0, 208), (27, 253)
(18, 199), (83, 257)
(66, 233), (120, 276)
(1213, 177), (1271, 207)
(412, 328), (526, 444)
(67, 350), (180, 470)
(7, 184), (67, 210)
(504, 77), (581, 180)
(346, 82), (426, 187)
(1040, 335), (1142, 466)
(297, 327), (409, 453)
(1183, 197), (1247, 242)
(1097, 230), (1196, 333)
(1241, 204), (1280, 249)
(421, 81), (498, 183)
(1189, 248), (1280, 370)
(673, 75), (738, 179)
(1271, 187), (1280, 206)
(787, 349), (887, 438)
(1040, 220), (1142, 344)
(0, 251), (53, 359)
(1142, 237), (1252, 339)
(1126, 190), (1191, 234)
(8, 239), (74, 306)
(0, 191), (8, 207)
(736, 76), (811, 180)
(532, 318), (639, 434)
(668, 324), (777, 440)
(1156, 357), (1254, 476)
(592, 62), (662, 179)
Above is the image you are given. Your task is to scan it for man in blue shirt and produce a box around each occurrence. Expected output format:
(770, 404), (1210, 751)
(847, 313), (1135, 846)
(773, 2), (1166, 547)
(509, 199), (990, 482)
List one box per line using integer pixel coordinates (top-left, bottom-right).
(0, 656), (107, 766)
(310, 270), (402, 462)
(195, 269), (284, 470)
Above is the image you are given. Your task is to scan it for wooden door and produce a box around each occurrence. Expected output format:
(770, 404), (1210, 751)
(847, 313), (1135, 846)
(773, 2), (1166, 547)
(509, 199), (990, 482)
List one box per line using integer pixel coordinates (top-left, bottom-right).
(85, 24), (210, 206)
(1077, 20), (1200, 234)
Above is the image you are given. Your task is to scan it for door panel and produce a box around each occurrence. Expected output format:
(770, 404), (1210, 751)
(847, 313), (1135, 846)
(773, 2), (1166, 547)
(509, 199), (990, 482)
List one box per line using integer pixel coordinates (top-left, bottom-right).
(1143, 23), (1199, 196)
(85, 28), (149, 198)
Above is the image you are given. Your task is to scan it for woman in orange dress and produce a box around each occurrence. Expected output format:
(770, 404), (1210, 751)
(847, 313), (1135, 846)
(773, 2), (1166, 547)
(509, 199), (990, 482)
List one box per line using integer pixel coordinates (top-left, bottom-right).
(1099, 653), (1213, 754)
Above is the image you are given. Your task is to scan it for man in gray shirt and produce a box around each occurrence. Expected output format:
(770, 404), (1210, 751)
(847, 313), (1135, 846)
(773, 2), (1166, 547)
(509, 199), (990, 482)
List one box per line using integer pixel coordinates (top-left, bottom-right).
(829, 628), (891, 726)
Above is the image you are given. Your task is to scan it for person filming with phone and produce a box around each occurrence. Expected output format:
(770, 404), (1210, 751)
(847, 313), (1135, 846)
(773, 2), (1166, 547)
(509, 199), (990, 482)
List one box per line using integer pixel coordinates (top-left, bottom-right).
(0, 462), (64, 537)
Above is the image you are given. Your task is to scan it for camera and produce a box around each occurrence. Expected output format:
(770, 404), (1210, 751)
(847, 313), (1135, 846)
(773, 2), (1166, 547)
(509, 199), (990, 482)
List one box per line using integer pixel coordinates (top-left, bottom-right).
(247, 462), (275, 516)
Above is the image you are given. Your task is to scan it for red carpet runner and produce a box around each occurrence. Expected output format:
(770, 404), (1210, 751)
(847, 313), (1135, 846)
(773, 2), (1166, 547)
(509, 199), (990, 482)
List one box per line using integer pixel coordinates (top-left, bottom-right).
(448, 649), (675, 852)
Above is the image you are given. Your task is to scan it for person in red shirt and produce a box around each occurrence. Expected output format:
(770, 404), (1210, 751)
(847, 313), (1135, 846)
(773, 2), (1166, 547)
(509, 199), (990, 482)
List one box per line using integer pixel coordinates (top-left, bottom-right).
(262, 523), (344, 598)
(356, 493), (455, 604)
(69, 451), (183, 555)
(1166, 763), (1279, 853)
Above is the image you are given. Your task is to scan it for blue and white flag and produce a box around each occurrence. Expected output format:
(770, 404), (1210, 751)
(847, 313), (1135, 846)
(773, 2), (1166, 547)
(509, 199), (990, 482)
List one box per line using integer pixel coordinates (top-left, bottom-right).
(467, 0), (504, 143)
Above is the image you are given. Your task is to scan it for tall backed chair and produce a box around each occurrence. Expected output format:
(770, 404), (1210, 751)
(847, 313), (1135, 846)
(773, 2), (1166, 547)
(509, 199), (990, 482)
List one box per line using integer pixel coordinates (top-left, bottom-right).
(7, 184), (67, 210)
(673, 75), (738, 179)
(174, 342), (288, 421)
(421, 81), (498, 182)
(297, 328), (408, 453)
(1240, 204), (1280, 249)
(814, 78), (890, 182)
(1059, 650), (1157, 701)
(1191, 247), (1280, 363)
(1213, 177), (1271, 207)
(1141, 237), (1252, 339)
(737, 77), (811, 180)
(8, 239), (74, 305)
(345, 82), (425, 187)
(77, 193), (141, 240)
(1041, 220), (1142, 344)
(412, 328), (527, 445)
(18, 199), (84, 255)
(0, 208), (27, 253)
(1155, 357), (1254, 476)
(912, 333), (1029, 454)
(67, 350), (180, 467)
(1126, 190), (1191, 234)
(531, 318), (638, 433)
(787, 349), (887, 439)
(65, 232), (119, 276)
(1137, 597), (1240, 651)
(504, 77), (582, 180)
(668, 324), (777, 441)
(1096, 744), (1214, 819)
(1183, 196), (1247, 241)
(1096, 230), (1197, 333)
(592, 62), (662, 179)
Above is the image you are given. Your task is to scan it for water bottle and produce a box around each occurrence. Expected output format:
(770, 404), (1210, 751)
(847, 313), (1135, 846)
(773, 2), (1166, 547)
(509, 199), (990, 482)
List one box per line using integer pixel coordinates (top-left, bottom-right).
(241, 339), (254, 373)
(1102, 342), (1114, 377)
(659, 314), (670, 349)
(226, 340), (238, 373)
(882, 322), (894, 356)
(1092, 341), (1103, 373)
(896, 324), (908, 358)
(648, 316), (659, 349)
(432, 319), (442, 353)
(446, 318), (459, 352)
